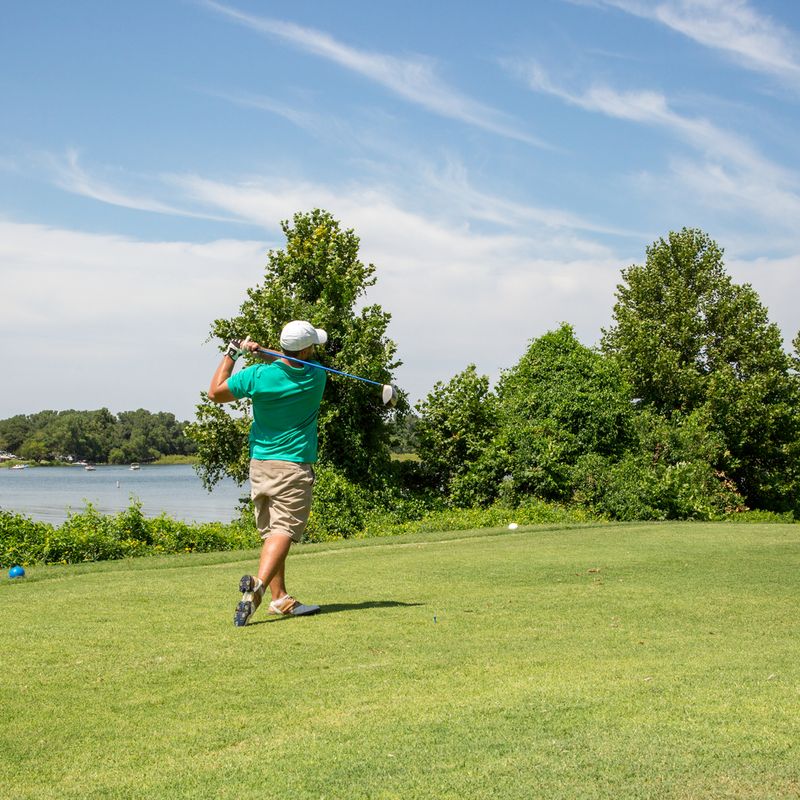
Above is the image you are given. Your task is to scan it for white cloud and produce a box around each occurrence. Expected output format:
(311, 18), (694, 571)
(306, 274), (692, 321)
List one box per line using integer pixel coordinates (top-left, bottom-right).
(516, 62), (800, 229)
(203, 1), (546, 146)
(0, 188), (625, 420)
(598, 0), (800, 83)
(416, 159), (643, 239)
(0, 219), (267, 418)
(46, 150), (237, 222)
(4, 161), (798, 421)
(205, 90), (324, 134)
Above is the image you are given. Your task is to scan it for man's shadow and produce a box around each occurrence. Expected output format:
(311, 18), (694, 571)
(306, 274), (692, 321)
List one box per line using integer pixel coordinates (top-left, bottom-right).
(247, 600), (423, 625)
(320, 600), (424, 614)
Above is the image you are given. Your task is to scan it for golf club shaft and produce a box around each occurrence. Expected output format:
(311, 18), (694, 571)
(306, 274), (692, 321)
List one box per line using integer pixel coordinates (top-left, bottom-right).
(255, 348), (385, 388)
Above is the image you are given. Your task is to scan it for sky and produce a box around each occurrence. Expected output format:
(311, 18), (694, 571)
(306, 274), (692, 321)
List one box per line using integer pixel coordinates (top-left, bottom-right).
(2, 0), (800, 422)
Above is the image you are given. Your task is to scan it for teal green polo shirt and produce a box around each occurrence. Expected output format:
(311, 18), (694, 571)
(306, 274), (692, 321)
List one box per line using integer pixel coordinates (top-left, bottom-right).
(226, 361), (327, 462)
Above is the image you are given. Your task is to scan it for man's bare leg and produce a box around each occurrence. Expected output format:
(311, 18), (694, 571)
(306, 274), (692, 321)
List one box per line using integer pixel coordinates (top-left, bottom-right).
(268, 559), (288, 601)
(257, 533), (293, 591)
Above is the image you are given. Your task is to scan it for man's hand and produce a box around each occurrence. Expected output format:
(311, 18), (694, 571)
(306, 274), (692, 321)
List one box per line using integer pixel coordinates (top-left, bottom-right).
(225, 336), (248, 361)
(210, 337), (260, 403)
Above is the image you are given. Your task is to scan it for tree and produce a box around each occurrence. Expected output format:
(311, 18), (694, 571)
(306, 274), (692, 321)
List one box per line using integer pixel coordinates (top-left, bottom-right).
(602, 228), (800, 511)
(0, 415), (31, 453)
(495, 324), (635, 502)
(188, 209), (402, 488)
(0, 409), (196, 463)
(18, 431), (49, 462)
(114, 410), (195, 462)
(415, 365), (499, 503)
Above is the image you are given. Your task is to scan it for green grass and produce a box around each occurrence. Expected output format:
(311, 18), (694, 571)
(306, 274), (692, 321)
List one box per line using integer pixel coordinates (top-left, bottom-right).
(2, 522), (799, 799)
(151, 454), (199, 465)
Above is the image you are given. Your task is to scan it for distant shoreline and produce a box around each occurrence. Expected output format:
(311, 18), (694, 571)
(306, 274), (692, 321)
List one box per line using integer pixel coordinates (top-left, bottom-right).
(1, 455), (199, 469)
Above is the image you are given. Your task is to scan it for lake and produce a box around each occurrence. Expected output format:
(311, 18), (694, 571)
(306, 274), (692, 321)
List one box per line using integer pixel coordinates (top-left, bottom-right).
(0, 464), (248, 525)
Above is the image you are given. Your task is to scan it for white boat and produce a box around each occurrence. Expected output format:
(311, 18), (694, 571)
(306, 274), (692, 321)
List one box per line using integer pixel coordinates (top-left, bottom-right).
(130, 463), (141, 471)
(85, 465), (96, 471)
(10, 464), (28, 470)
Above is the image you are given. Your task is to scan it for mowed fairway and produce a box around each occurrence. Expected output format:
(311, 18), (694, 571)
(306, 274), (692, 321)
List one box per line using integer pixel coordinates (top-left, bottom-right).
(2, 523), (799, 799)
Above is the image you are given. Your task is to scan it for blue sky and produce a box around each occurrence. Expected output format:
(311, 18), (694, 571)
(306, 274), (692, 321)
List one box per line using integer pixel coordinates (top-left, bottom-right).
(3, 0), (800, 421)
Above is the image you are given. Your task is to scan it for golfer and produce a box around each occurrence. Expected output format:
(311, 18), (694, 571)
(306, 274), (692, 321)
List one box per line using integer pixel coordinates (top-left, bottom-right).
(208, 320), (328, 626)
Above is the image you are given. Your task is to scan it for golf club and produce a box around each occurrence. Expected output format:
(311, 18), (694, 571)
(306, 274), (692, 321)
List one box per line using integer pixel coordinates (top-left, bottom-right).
(254, 347), (398, 407)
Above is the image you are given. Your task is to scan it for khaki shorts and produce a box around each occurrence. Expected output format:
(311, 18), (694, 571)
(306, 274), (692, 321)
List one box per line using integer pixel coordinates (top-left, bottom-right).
(250, 460), (315, 543)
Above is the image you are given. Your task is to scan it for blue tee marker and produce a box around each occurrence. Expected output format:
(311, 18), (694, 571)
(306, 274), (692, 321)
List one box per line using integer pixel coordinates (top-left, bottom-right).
(9, 565), (25, 579)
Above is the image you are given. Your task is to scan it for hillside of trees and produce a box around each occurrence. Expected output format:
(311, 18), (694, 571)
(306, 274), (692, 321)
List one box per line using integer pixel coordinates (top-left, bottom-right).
(0, 409), (196, 464)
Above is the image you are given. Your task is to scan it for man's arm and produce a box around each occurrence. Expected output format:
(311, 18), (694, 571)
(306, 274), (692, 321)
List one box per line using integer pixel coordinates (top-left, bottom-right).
(208, 338), (261, 404)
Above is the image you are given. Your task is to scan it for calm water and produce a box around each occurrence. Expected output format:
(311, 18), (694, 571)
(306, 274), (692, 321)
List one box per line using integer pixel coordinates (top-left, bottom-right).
(0, 464), (248, 525)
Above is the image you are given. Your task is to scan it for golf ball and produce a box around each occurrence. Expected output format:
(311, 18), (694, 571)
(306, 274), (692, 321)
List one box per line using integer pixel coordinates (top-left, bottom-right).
(8, 565), (25, 579)
(508, 523), (519, 530)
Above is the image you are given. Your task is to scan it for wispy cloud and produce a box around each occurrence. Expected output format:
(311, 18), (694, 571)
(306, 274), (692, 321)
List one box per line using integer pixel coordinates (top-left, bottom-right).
(521, 63), (772, 171)
(44, 150), (239, 222)
(42, 142), (631, 243)
(206, 90), (322, 132)
(417, 158), (643, 239)
(203, 1), (547, 147)
(596, 0), (800, 83)
(515, 62), (800, 227)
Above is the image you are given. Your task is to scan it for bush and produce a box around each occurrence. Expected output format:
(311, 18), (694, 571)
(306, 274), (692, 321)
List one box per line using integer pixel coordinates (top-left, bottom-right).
(572, 454), (663, 521)
(304, 464), (374, 541)
(0, 501), (263, 567)
(0, 509), (51, 566)
(44, 504), (131, 563)
(496, 325), (636, 502)
(571, 452), (745, 521)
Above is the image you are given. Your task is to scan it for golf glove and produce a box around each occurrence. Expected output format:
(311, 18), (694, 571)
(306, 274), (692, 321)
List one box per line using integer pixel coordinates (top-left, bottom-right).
(227, 336), (255, 361)
(226, 339), (245, 361)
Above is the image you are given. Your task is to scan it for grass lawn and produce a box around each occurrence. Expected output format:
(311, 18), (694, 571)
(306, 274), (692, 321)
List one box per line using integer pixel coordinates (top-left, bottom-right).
(2, 522), (799, 799)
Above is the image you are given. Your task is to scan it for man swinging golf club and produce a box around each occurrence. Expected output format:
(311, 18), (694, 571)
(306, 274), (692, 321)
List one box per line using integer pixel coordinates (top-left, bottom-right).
(208, 320), (328, 626)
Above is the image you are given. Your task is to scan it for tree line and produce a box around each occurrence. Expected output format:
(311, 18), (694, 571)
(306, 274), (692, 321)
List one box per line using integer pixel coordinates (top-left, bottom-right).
(413, 229), (800, 519)
(0, 408), (197, 464)
(189, 212), (800, 527)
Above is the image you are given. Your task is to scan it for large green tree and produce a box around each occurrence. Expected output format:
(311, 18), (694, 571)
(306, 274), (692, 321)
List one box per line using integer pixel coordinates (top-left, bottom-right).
(496, 324), (636, 502)
(602, 228), (800, 511)
(188, 209), (401, 488)
(414, 326), (635, 507)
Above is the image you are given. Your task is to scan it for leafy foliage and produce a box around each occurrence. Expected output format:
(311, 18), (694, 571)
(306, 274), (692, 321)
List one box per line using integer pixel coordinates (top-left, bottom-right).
(602, 227), (800, 512)
(0, 502), (260, 568)
(572, 409), (746, 521)
(188, 209), (402, 489)
(496, 324), (636, 502)
(0, 408), (196, 464)
(415, 365), (500, 504)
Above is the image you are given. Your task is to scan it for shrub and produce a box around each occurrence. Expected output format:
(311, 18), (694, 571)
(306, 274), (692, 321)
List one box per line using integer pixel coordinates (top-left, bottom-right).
(571, 452), (745, 521)
(0, 509), (51, 567)
(304, 464), (373, 541)
(44, 503), (132, 563)
(496, 325), (636, 502)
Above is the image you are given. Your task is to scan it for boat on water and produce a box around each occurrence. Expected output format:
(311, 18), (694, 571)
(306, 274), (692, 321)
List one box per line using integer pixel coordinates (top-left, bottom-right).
(10, 464), (28, 470)
(130, 463), (141, 471)
(85, 465), (96, 471)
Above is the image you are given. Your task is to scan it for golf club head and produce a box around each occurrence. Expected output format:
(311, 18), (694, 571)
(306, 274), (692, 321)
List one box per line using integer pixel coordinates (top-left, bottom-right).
(382, 384), (398, 407)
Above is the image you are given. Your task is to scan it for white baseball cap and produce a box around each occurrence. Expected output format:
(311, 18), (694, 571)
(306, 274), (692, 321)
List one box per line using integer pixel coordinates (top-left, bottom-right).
(280, 320), (328, 351)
